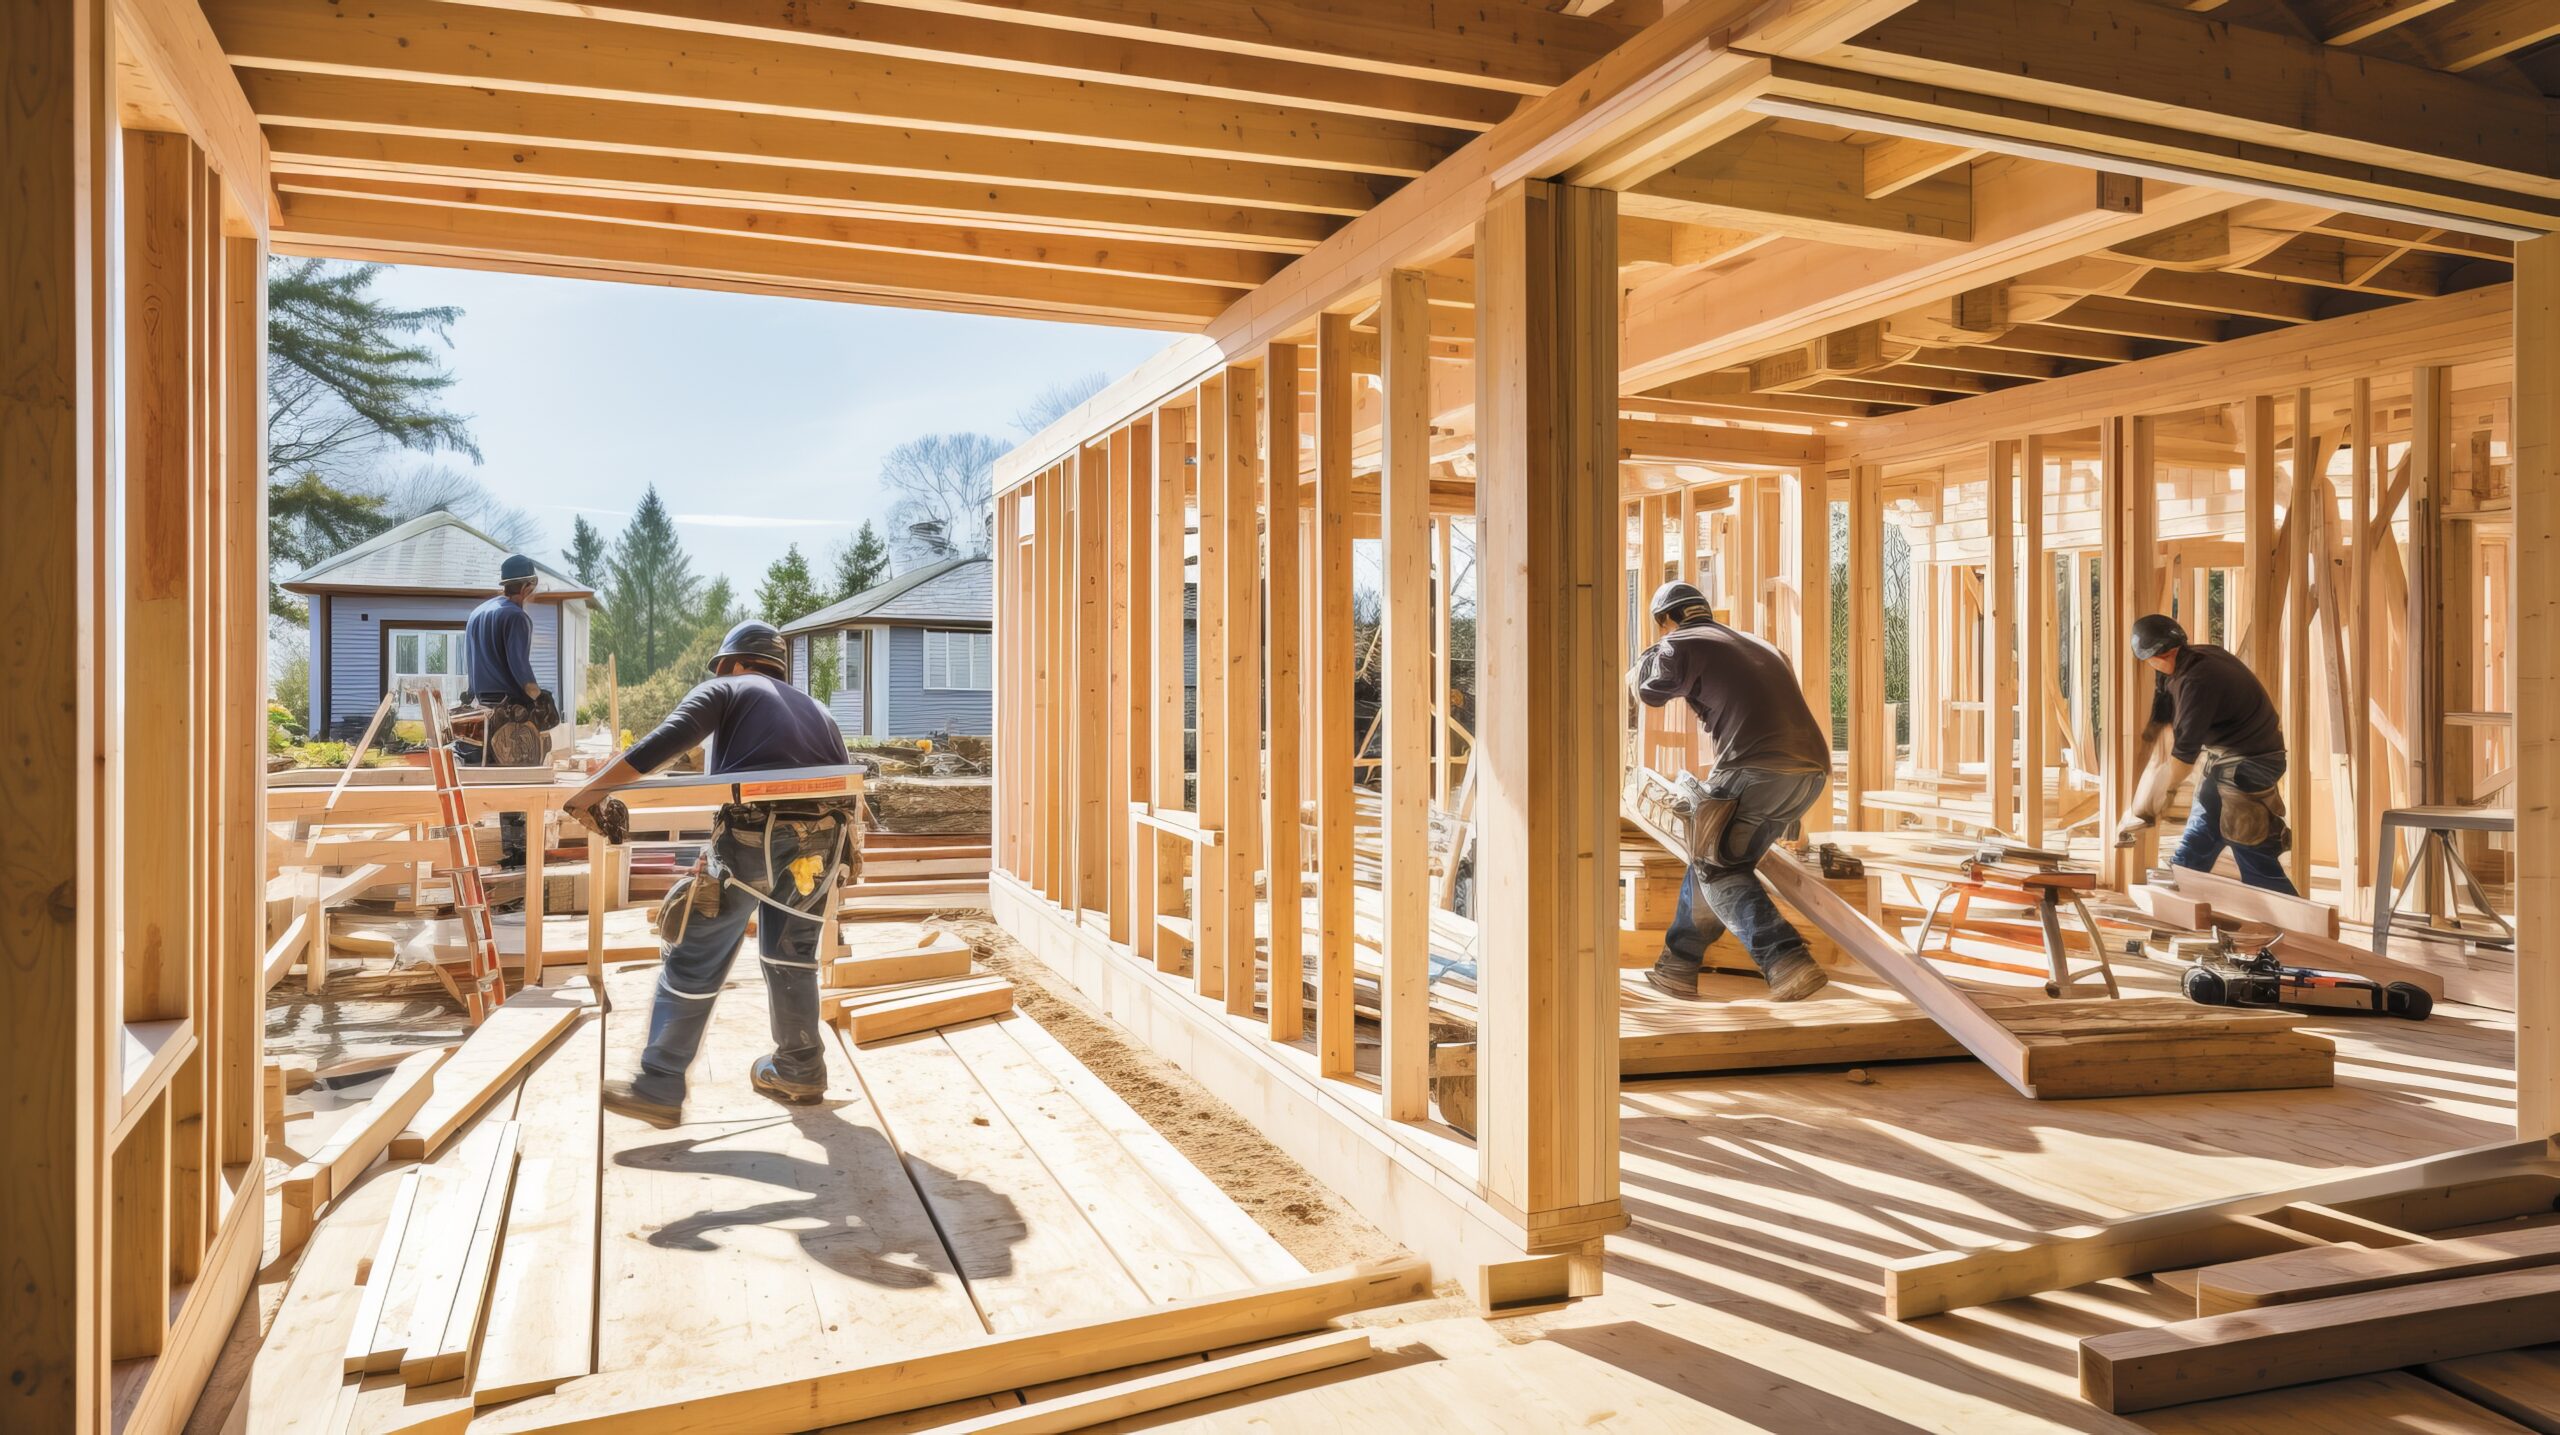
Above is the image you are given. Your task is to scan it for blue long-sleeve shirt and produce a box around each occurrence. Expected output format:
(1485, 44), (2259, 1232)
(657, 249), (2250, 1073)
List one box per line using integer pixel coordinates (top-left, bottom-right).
(464, 594), (540, 700)
(624, 672), (845, 776)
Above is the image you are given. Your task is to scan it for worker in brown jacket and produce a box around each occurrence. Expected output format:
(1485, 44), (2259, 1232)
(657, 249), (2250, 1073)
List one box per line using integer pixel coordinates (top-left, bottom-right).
(2113, 613), (2298, 894)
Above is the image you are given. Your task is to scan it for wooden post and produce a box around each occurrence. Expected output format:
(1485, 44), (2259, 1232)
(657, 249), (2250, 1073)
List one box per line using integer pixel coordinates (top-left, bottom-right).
(1787, 464), (1832, 831)
(1380, 270), (1432, 1119)
(1150, 410), (1189, 973)
(1077, 441), (1111, 918)
(1264, 345), (1304, 1042)
(1636, 495), (1667, 769)
(2286, 391), (2318, 896)
(1475, 178), (1620, 1252)
(2099, 417), (2154, 889)
(1221, 367), (1263, 1017)
(1986, 440), (2016, 838)
(2513, 235), (2557, 1137)
(1122, 419), (1155, 957)
(2022, 437), (2047, 846)
(2242, 396), (2280, 667)
(1105, 425), (1135, 944)
(2068, 549), (2095, 768)
(2408, 365), (2452, 892)
(1847, 464), (1884, 830)
(1314, 314), (1357, 1076)
(1731, 471), (1761, 635)
(2347, 377), (2376, 920)
(1434, 515), (1454, 808)
(1194, 376), (1230, 1000)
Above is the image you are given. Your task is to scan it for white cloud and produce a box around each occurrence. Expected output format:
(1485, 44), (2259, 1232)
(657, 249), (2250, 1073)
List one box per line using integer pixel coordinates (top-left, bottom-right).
(674, 513), (853, 529)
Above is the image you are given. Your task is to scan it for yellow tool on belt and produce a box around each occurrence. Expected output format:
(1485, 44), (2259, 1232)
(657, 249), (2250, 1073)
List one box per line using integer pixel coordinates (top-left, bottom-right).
(787, 853), (829, 897)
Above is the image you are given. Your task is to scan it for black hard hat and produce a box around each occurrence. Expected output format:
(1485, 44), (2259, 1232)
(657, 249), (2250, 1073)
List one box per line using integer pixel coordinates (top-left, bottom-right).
(498, 553), (538, 585)
(713, 619), (789, 673)
(1650, 580), (1712, 625)
(2130, 613), (2188, 661)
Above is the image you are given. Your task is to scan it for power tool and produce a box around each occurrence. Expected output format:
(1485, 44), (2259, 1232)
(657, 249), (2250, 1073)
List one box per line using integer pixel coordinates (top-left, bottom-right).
(2181, 922), (2433, 1020)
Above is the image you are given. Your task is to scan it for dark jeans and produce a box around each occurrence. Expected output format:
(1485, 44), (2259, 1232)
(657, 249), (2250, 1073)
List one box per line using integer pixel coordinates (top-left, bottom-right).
(631, 820), (832, 1105)
(2170, 752), (2297, 895)
(1660, 767), (1829, 980)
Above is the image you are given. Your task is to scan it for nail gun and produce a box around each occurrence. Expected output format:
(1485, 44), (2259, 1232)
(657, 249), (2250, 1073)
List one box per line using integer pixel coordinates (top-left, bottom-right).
(2182, 921), (2433, 1020)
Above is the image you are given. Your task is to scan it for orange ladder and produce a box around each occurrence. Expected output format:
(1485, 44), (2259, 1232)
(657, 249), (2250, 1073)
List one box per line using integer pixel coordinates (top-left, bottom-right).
(419, 685), (508, 1023)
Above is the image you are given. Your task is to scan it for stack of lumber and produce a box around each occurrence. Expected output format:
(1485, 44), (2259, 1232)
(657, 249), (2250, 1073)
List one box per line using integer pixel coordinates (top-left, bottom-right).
(221, 928), (1424, 1432)
(841, 830), (994, 915)
(2139, 866), (2505, 1009)
(2078, 1177), (2560, 1417)
(819, 927), (1016, 1043)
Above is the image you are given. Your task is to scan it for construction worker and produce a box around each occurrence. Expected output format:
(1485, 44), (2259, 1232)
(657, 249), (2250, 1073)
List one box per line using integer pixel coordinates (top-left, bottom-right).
(565, 620), (856, 1127)
(463, 553), (550, 869)
(1631, 581), (1833, 1003)
(2113, 613), (2297, 894)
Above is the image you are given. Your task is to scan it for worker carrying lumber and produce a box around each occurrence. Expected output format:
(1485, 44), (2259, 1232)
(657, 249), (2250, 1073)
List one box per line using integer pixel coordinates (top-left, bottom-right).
(462, 552), (559, 869)
(1629, 581), (1833, 1003)
(563, 620), (858, 1128)
(2112, 613), (2298, 894)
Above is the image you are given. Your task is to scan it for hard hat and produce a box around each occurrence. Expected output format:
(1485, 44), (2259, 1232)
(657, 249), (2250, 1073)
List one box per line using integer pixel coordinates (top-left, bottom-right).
(498, 553), (538, 585)
(2130, 613), (2188, 660)
(1649, 580), (1712, 625)
(713, 619), (789, 673)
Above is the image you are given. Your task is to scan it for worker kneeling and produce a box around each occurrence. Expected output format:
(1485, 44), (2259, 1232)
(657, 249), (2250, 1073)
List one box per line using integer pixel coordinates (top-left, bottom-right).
(2113, 613), (2298, 895)
(1631, 582), (1832, 1003)
(565, 620), (855, 1127)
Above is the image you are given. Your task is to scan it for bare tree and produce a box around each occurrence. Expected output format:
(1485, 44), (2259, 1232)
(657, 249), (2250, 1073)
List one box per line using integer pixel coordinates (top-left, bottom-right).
(381, 465), (544, 550)
(1013, 371), (1109, 437)
(879, 432), (1009, 560)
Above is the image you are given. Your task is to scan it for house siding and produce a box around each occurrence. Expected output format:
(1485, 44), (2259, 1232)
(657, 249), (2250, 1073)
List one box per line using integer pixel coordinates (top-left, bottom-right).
(885, 625), (991, 736)
(320, 596), (571, 732)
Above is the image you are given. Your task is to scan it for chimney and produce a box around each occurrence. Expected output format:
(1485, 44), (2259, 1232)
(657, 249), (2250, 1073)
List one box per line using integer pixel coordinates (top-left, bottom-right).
(898, 519), (953, 573)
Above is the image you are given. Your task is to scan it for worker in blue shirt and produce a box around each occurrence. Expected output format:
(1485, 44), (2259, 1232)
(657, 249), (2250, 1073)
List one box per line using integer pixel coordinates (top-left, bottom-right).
(564, 620), (857, 1127)
(462, 554), (551, 868)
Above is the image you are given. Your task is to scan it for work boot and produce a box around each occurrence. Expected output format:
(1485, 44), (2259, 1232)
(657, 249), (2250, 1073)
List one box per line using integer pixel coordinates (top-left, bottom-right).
(750, 1055), (825, 1106)
(1644, 963), (1703, 1002)
(601, 1078), (682, 1129)
(1763, 951), (1830, 1003)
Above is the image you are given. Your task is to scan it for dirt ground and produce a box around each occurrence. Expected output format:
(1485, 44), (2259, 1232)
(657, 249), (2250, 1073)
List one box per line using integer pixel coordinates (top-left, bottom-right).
(933, 913), (1403, 1276)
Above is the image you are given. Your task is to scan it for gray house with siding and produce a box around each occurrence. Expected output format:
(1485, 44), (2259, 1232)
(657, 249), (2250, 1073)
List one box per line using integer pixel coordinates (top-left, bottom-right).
(780, 553), (992, 738)
(282, 510), (592, 736)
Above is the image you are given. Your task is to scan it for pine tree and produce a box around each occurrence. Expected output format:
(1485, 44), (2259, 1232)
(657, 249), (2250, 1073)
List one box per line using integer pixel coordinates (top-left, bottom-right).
(757, 544), (826, 627)
(565, 516), (608, 587)
(597, 486), (702, 679)
(832, 520), (891, 599)
(694, 575), (745, 645)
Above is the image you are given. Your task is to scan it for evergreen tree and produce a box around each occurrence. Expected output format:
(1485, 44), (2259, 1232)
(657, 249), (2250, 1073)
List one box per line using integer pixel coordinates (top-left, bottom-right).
(564, 516), (608, 587)
(831, 520), (891, 599)
(757, 544), (826, 627)
(597, 486), (702, 678)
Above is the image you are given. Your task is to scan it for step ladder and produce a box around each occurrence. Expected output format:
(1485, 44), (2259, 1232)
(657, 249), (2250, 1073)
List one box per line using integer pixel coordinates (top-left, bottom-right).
(418, 685), (508, 1023)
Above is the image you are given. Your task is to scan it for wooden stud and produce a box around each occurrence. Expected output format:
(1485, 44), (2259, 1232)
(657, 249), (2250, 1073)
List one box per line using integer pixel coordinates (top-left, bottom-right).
(1151, 410), (1189, 973)
(2517, 235), (2557, 1138)
(2348, 376), (2376, 920)
(1380, 269), (1432, 1119)
(2021, 437), (2048, 846)
(1846, 463), (1885, 830)
(1264, 345), (1304, 1042)
(1220, 366), (1262, 1016)
(1194, 374), (1229, 1002)
(1474, 179), (1622, 1229)
(1077, 441), (1111, 917)
(1986, 439), (2016, 837)
(2286, 391), (2318, 897)
(1314, 313), (1356, 1077)
(1105, 426), (1135, 945)
(1789, 465), (1833, 830)
(1118, 421), (1153, 955)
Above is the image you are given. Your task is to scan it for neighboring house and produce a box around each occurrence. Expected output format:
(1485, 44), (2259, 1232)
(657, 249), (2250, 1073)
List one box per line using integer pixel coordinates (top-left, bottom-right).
(281, 510), (594, 737)
(781, 533), (992, 738)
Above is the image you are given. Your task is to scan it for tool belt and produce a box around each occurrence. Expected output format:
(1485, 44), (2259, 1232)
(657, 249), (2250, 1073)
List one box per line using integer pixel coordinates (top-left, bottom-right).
(2204, 751), (2291, 854)
(1668, 771), (1743, 871)
(656, 798), (865, 945)
(475, 690), (559, 767)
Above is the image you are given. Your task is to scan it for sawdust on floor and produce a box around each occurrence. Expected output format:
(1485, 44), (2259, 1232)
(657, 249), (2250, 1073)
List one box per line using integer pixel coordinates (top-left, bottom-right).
(933, 914), (1404, 1277)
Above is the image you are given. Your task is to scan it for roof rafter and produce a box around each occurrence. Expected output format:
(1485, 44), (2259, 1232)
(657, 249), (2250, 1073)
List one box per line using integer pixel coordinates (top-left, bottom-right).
(1624, 124), (1974, 247)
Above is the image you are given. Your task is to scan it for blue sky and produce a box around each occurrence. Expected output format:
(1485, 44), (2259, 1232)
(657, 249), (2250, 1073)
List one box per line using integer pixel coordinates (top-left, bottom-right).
(363, 263), (1172, 588)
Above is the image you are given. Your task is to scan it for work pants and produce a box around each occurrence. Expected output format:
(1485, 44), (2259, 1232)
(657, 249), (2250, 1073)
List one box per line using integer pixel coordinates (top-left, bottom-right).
(629, 820), (831, 1105)
(2169, 752), (2298, 895)
(1658, 767), (1829, 983)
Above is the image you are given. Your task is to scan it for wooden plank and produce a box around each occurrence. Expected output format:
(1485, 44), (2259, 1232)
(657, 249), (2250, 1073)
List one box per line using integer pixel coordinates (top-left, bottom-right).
(841, 983), (1015, 1045)
(1845, 463), (1884, 828)
(930, 1329), (1372, 1435)
(1986, 438), (2015, 836)
(471, 1256), (1432, 1434)
(2162, 866), (2342, 941)
(475, 1012), (603, 1405)
(390, 1000), (577, 1160)
(2428, 1348), (2560, 1432)
(2517, 234), (2557, 1138)
(2285, 394), (2320, 896)
(1264, 342), (1305, 1043)
(1194, 374), (1230, 1001)
(2196, 1224), (2560, 1316)
(2081, 1266), (2560, 1413)
(1147, 410), (1187, 973)
(2020, 436), (2045, 845)
(1379, 268), (1432, 1120)
(2143, 1371), (2537, 1435)
(400, 1121), (521, 1387)
(1218, 366), (1262, 1016)
(1883, 1137), (2553, 1319)
(225, 1168), (412, 1435)
(822, 938), (972, 990)
(279, 1046), (445, 1253)
(1105, 424), (1135, 946)
(1313, 316), (1355, 1073)
(343, 1171), (424, 1374)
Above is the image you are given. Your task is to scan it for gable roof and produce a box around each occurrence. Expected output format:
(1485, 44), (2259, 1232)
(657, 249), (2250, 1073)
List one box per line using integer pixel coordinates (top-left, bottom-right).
(779, 554), (990, 634)
(280, 510), (591, 599)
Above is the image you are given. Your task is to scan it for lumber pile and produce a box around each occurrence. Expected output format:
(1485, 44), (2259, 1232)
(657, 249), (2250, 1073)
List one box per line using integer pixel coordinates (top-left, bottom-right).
(819, 929), (1016, 1043)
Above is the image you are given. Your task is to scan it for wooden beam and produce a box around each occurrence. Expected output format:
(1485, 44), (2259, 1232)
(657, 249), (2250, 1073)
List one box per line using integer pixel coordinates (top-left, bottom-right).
(1618, 417), (1827, 468)
(2401, 0), (2560, 72)
(431, 0), (1521, 129)
(1075, 442), (1110, 914)
(1218, 368), (1261, 1016)
(2021, 435), (2047, 844)
(114, 0), (273, 231)
(1149, 413), (1188, 972)
(1986, 439), (2016, 835)
(1265, 343), (1304, 1043)
(206, 0), (1466, 176)
(1789, 463), (1833, 834)
(1380, 270), (1432, 1120)
(2517, 234), (2558, 1139)
(1624, 125), (1972, 247)
(1313, 314), (1356, 1076)
(1476, 179), (1622, 1240)
(2195, 1225), (2560, 1316)
(1194, 375), (1230, 1000)
(930, 1330), (1374, 1434)
(1846, 463), (1885, 829)
(1861, 135), (1981, 198)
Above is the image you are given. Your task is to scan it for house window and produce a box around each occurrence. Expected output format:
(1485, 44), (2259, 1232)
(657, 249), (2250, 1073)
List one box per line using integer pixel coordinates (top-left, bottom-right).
(923, 630), (991, 691)
(386, 625), (468, 717)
